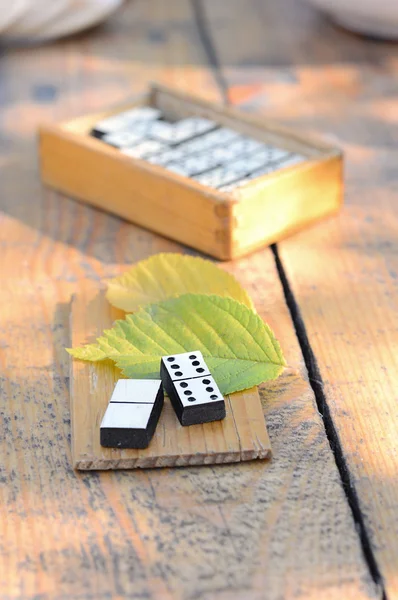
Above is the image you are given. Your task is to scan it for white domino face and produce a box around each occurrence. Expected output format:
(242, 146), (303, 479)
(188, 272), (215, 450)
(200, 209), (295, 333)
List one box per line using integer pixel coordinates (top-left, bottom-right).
(193, 167), (236, 188)
(101, 402), (153, 429)
(147, 147), (186, 166)
(175, 127), (239, 155)
(212, 146), (240, 162)
(147, 128), (246, 169)
(148, 131), (233, 166)
(109, 379), (162, 404)
(206, 128), (240, 145)
(100, 379), (162, 431)
(227, 157), (256, 175)
(229, 136), (264, 155)
(94, 107), (160, 135)
(176, 132), (217, 155)
(171, 117), (216, 144)
(148, 120), (174, 141)
(162, 351), (210, 381)
(122, 140), (168, 159)
(174, 375), (223, 408)
(102, 131), (144, 148)
(151, 118), (216, 144)
(183, 152), (220, 174)
(241, 154), (268, 172)
(167, 152), (220, 177)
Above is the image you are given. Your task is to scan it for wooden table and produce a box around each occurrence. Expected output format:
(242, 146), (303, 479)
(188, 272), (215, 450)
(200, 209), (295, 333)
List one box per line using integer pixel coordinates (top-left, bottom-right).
(1, 1), (397, 598)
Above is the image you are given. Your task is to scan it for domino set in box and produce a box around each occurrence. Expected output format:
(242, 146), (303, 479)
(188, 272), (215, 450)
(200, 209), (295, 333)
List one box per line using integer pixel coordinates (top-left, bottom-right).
(39, 82), (343, 260)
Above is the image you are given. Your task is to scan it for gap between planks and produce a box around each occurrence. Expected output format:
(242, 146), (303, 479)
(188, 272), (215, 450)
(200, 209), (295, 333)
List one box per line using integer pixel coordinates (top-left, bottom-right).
(272, 244), (386, 599)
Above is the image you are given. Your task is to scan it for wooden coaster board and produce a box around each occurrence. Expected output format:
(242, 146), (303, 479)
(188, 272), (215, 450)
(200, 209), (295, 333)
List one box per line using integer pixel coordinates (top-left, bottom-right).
(70, 288), (272, 470)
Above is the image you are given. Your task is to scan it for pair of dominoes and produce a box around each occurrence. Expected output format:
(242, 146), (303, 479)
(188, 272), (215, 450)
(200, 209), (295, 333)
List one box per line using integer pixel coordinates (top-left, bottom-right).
(100, 351), (225, 449)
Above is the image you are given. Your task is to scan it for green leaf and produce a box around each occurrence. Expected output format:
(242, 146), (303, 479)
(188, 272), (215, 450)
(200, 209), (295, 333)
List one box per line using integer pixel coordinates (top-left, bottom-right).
(68, 294), (286, 395)
(106, 253), (254, 312)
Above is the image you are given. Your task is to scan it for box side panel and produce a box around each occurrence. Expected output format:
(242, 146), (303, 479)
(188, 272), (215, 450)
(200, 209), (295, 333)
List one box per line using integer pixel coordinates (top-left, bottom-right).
(231, 156), (343, 258)
(39, 128), (233, 259)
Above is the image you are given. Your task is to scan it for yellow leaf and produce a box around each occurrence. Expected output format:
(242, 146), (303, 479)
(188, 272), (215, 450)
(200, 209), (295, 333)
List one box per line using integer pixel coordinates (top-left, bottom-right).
(106, 253), (254, 312)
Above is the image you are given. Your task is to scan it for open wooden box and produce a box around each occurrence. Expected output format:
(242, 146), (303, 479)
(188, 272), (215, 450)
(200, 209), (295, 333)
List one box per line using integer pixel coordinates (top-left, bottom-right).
(39, 83), (343, 260)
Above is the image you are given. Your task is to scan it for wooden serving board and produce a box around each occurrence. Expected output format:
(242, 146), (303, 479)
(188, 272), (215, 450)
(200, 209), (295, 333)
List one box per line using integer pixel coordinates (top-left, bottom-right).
(70, 288), (272, 470)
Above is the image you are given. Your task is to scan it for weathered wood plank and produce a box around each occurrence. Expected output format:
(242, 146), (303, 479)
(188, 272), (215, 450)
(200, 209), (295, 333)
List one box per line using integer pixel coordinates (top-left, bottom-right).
(0, 0), (378, 598)
(278, 209), (398, 598)
(203, 0), (398, 597)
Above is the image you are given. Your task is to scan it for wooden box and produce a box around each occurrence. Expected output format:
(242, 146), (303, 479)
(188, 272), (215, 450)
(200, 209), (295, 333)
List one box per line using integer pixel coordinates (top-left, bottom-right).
(39, 83), (343, 260)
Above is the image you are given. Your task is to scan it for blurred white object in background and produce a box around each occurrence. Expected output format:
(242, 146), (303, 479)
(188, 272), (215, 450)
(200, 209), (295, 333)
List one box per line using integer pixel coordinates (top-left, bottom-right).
(0, 0), (28, 32)
(304, 0), (398, 39)
(3, 0), (70, 38)
(0, 0), (124, 42)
